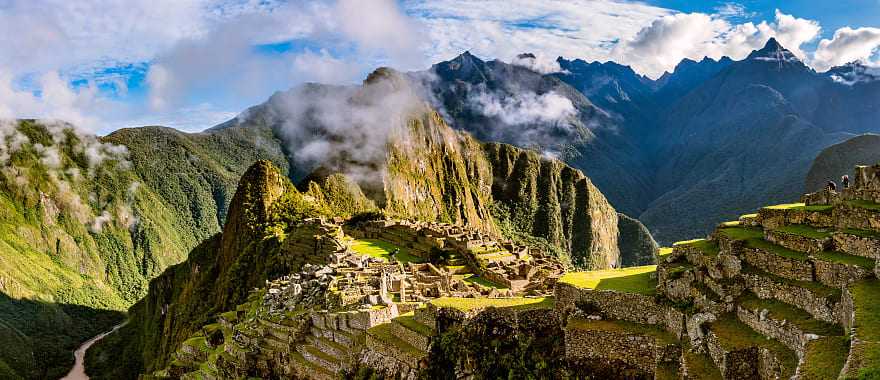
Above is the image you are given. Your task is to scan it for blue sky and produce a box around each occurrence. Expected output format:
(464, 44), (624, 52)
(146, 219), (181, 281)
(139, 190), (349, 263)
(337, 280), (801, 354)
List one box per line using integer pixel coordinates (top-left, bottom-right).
(0, 0), (878, 134)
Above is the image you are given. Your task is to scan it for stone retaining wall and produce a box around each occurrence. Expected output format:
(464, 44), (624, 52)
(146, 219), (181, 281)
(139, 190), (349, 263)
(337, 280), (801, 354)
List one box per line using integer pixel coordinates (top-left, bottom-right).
(564, 323), (681, 374)
(765, 229), (830, 254)
(757, 208), (835, 230)
(832, 232), (880, 259)
(736, 306), (811, 356)
(555, 283), (685, 338)
(741, 247), (813, 282)
(835, 205), (880, 232)
(812, 259), (872, 289)
(742, 272), (842, 324)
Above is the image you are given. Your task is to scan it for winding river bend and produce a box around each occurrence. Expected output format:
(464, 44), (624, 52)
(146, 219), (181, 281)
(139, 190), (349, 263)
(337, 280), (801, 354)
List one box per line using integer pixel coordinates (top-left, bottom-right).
(61, 322), (126, 380)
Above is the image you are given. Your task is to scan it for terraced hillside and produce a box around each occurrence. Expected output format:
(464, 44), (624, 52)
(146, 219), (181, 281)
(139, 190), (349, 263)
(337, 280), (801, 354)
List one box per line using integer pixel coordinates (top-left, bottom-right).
(129, 162), (880, 379)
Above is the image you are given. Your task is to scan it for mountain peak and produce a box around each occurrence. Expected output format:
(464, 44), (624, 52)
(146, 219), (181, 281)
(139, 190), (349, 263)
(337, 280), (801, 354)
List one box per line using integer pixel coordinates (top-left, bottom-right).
(747, 37), (800, 63)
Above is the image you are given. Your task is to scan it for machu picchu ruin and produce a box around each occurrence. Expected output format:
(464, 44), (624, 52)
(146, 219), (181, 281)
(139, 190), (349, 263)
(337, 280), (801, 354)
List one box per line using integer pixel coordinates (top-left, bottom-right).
(128, 161), (880, 379)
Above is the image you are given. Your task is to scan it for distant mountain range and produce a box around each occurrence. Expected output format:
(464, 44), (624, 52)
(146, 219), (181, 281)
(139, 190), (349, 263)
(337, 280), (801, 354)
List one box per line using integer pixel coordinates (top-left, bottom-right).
(418, 38), (880, 243)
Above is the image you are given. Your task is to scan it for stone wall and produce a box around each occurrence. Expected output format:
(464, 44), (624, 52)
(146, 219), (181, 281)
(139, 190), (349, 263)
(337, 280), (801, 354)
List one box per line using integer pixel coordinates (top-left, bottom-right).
(813, 259), (871, 289)
(757, 208), (835, 230)
(834, 204), (880, 232)
(764, 229), (830, 254)
(742, 271), (842, 324)
(736, 306), (811, 356)
(833, 232), (880, 259)
(564, 321), (681, 374)
(555, 283), (685, 339)
(741, 247), (813, 282)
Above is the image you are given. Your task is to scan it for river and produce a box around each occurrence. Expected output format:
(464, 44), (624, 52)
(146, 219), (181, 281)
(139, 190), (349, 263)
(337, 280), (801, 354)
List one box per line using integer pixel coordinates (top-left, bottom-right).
(61, 322), (126, 380)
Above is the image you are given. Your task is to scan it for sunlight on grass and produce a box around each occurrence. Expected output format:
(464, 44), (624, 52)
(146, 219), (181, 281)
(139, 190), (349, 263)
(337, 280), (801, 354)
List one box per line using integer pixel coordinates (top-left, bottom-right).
(350, 239), (424, 264)
(558, 265), (657, 295)
(430, 297), (554, 312)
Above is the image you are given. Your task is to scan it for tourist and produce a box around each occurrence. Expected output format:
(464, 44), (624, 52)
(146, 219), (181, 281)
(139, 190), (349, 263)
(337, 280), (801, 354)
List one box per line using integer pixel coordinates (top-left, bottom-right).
(842, 175), (850, 189)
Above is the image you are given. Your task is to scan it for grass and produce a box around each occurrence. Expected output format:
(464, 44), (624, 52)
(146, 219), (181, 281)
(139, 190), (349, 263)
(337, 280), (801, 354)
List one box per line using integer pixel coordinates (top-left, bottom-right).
(462, 275), (508, 289)
(738, 293), (843, 336)
(558, 265), (657, 295)
(746, 238), (810, 261)
(850, 280), (880, 341)
(740, 213), (759, 219)
(350, 239), (424, 264)
(843, 228), (880, 239)
(709, 315), (798, 376)
(367, 323), (426, 357)
(684, 351), (723, 380)
(776, 225), (833, 239)
(429, 297), (554, 312)
(718, 227), (764, 241)
(566, 318), (677, 345)
(666, 262), (694, 280)
(812, 251), (876, 270)
(394, 313), (434, 336)
(675, 238), (720, 256)
(765, 203), (834, 213)
(741, 264), (841, 301)
(799, 336), (850, 380)
(720, 221), (742, 227)
(658, 247), (673, 257)
(846, 200), (880, 211)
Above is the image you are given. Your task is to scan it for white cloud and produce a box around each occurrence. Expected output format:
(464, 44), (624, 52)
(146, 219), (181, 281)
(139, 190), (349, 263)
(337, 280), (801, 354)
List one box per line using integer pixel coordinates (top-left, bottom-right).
(611, 9), (821, 78)
(510, 53), (565, 74)
(470, 90), (576, 126)
(813, 27), (880, 71)
(405, 0), (672, 64)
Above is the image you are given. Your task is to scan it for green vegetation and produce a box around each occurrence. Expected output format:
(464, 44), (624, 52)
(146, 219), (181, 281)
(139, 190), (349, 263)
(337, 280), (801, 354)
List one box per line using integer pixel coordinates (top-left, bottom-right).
(812, 251), (876, 269)
(394, 313), (434, 336)
(765, 203), (833, 213)
(846, 200), (880, 211)
(718, 226), (764, 240)
(850, 280), (880, 342)
(800, 336), (850, 380)
(709, 315), (798, 377)
(843, 228), (880, 239)
(461, 275), (508, 290)
(567, 318), (677, 345)
(658, 247), (673, 257)
(747, 238), (810, 261)
(738, 294), (843, 336)
(741, 264), (841, 300)
(776, 224), (833, 239)
(675, 238), (720, 256)
(430, 297), (554, 312)
(558, 266), (657, 295)
(349, 239), (424, 264)
(367, 323), (425, 358)
(683, 351), (722, 380)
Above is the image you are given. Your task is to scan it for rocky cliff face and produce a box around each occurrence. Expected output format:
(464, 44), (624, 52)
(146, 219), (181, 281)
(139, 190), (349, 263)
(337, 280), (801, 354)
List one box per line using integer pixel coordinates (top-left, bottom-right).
(484, 142), (621, 268)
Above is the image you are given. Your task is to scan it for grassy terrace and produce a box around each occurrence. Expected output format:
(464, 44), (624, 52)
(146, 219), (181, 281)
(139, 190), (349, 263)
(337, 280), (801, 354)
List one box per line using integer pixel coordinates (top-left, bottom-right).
(674, 238), (720, 256)
(566, 318), (677, 345)
(429, 296), (554, 312)
(846, 200), (880, 211)
(684, 351), (723, 380)
(850, 280), (880, 342)
(776, 224), (833, 239)
(658, 247), (673, 258)
(394, 313), (434, 336)
(738, 294), (843, 336)
(558, 265), (658, 295)
(460, 274), (508, 289)
(764, 203), (834, 213)
(741, 264), (841, 301)
(367, 323), (426, 357)
(721, 226), (810, 261)
(800, 336), (850, 380)
(812, 250), (876, 269)
(844, 228), (880, 239)
(709, 315), (798, 376)
(350, 239), (425, 264)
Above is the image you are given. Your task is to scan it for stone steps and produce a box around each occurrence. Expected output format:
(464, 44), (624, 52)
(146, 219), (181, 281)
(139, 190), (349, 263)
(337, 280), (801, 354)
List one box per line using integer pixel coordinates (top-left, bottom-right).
(259, 333), (289, 352)
(705, 314), (798, 380)
(736, 293), (844, 355)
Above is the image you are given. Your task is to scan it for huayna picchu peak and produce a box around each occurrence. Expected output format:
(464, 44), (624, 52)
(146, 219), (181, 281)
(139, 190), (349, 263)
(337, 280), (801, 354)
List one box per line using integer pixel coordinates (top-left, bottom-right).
(4, 3), (880, 379)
